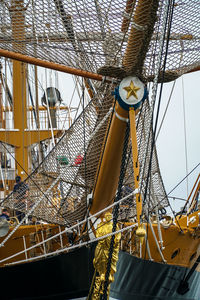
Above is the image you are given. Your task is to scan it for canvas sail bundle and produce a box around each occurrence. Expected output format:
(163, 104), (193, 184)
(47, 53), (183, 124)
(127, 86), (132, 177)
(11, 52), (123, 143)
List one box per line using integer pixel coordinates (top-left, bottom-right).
(0, 1), (199, 80)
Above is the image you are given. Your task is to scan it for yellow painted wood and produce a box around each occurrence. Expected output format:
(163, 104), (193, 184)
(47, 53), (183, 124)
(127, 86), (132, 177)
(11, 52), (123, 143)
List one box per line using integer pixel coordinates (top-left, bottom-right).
(0, 129), (60, 147)
(121, 222), (200, 268)
(129, 108), (142, 226)
(90, 102), (129, 215)
(0, 224), (68, 267)
(0, 1), (62, 180)
(11, 1), (28, 179)
(176, 210), (200, 228)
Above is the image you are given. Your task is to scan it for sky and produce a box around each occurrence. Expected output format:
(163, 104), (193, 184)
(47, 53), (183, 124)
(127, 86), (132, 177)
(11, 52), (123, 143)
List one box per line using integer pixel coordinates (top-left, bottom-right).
(155, 71), (200, 212)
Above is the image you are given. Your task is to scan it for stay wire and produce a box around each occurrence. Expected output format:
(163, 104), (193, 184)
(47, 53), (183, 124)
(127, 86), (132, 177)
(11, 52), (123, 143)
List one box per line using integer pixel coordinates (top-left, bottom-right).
(101, 121), (130, 300)
(155, 80), (176, 141)
(141, 1), (176, 258)
(143, 0), (174, 208)
(182, 77), (189, 198)
(147, 162), (200, 229)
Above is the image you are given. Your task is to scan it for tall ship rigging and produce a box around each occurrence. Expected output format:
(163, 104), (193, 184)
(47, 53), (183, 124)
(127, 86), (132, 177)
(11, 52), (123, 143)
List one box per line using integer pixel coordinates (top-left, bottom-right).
(0, 0), (199, 299)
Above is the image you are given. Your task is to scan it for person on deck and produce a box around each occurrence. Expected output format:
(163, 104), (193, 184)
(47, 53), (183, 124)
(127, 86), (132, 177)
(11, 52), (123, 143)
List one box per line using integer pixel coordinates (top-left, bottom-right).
(0, 208), (10, 221)
(13, 176), (29, 222)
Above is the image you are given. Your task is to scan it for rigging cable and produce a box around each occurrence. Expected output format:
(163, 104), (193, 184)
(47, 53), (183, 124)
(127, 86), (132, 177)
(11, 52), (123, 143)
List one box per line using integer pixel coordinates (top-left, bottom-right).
(149, 162), (200, 222)
(101, 121), (130, 300)
(182, 76), (189, 198)
(140, 0), (180, 253)
(155, 79), (176, 141)
(81, 78), (90, 223)
(139, 0), (168, 216)
(44, 68), (55, 146)
(0, 141), (65, 220)
(142, 0), (175, 209)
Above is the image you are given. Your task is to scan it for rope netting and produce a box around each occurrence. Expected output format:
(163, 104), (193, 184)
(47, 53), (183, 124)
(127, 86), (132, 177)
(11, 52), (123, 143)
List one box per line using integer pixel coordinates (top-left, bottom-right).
(1, 0), (197, 225)
(2, 82), (115, 224)
(2, 84), (167, 225)
(0, 0), (199, 80)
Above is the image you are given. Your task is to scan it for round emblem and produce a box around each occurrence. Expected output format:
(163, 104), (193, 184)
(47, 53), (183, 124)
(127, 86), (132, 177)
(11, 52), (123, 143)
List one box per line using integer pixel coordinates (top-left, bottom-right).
(119, 76), (145, 106)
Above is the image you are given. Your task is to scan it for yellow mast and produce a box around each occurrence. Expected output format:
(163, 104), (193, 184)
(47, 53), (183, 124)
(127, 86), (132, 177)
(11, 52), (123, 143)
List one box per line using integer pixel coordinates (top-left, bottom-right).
(10, 0), (27, 179)
(90, 0), (153, 218)
(0, 0), (60, 184)
(129, 108), (142, 226)
(90, 102), (129, 214)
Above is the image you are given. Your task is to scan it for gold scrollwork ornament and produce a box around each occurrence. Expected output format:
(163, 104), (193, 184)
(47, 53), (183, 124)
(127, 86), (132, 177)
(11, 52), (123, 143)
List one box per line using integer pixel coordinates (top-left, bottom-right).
(92, 212), (121, 299)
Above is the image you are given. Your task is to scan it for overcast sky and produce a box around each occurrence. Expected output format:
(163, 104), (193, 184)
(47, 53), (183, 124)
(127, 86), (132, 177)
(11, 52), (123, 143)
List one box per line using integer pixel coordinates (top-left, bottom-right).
(155, 71), (200, 211)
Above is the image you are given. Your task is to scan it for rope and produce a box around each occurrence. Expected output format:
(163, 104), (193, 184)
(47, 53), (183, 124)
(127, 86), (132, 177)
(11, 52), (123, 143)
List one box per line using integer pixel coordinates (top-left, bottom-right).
(138, 0), (172, 201)
(5, 223), (139, 267)
(4, 160), (198, 266)
(143, 0), (175, 207)
(148, 162), (200, 231)
(44, 68), (55, 146)
(182, 76), (189, 198)
(0, 175), (61, 248)
(155, 80), (176, 141)
(101, 121), (130, 300)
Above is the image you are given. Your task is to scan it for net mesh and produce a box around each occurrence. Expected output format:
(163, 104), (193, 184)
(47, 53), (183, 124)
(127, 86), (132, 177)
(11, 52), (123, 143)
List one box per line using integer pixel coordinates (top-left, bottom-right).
(1, 0), (198, 224)
(3, 85), (167, 225)
(0, 1), (199, 80)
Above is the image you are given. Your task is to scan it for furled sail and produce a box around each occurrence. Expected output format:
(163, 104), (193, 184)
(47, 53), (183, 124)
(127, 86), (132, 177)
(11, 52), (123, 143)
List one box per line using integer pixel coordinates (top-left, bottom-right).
(0, 1), (199, 80)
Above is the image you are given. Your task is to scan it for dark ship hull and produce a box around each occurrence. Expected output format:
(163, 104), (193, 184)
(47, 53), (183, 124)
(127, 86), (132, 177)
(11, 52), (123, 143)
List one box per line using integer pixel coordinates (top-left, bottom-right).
(110, 251), (200, 300)
(0, 246), (199, 300)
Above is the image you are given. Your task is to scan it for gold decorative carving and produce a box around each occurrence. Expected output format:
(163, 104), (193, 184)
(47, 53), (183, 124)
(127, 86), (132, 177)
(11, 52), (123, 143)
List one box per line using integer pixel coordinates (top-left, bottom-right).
(123, 80), (140, 99)
(92, 212), (121, 299)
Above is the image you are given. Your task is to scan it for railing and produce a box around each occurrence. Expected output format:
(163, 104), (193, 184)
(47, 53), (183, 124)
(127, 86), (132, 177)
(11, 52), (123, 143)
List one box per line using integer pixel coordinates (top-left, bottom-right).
(0, 168), (15, 180)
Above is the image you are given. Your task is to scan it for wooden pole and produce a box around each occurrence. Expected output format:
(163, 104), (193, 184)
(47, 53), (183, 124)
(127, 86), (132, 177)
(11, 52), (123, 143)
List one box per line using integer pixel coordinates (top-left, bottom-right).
(90, 102), (129, 214)
(11, 0), (28, 179)
(0, 49), (105, 82)
(129, 108), (142, 226)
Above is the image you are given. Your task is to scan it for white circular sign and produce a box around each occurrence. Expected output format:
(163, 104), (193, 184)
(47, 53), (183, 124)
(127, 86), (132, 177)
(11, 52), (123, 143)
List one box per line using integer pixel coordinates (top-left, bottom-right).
(119, 76), (145, 106)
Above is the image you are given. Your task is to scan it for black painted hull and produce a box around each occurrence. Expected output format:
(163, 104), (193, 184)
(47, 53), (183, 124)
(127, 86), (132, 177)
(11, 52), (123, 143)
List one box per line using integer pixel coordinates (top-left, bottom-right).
(110, 251), (200, 300)
(0, 247), (199, 299)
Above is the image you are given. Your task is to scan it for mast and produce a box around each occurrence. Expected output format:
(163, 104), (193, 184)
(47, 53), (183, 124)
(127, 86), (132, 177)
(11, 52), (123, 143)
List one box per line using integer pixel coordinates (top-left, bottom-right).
(0, 0), (60, 186)
(90, 0), (154, 219)
(90, 102), (129, 214)
(11, 0), (28, 179)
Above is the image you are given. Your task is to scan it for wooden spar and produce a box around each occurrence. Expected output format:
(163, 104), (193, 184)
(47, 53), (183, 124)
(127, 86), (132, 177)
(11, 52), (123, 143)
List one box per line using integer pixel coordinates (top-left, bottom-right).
(187, 66), (200, 74)
(2, 105), (70, 112)
(123, 0), (157, 72)
(90, 102), (129, 215)
(129, 108), (142, 226)
(121, 0), (136, 32)
(90, 0), (152, 215)
(0, 46), (198, 85)
(0, 49), (104, 82)
(11, 0), (29, 179)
